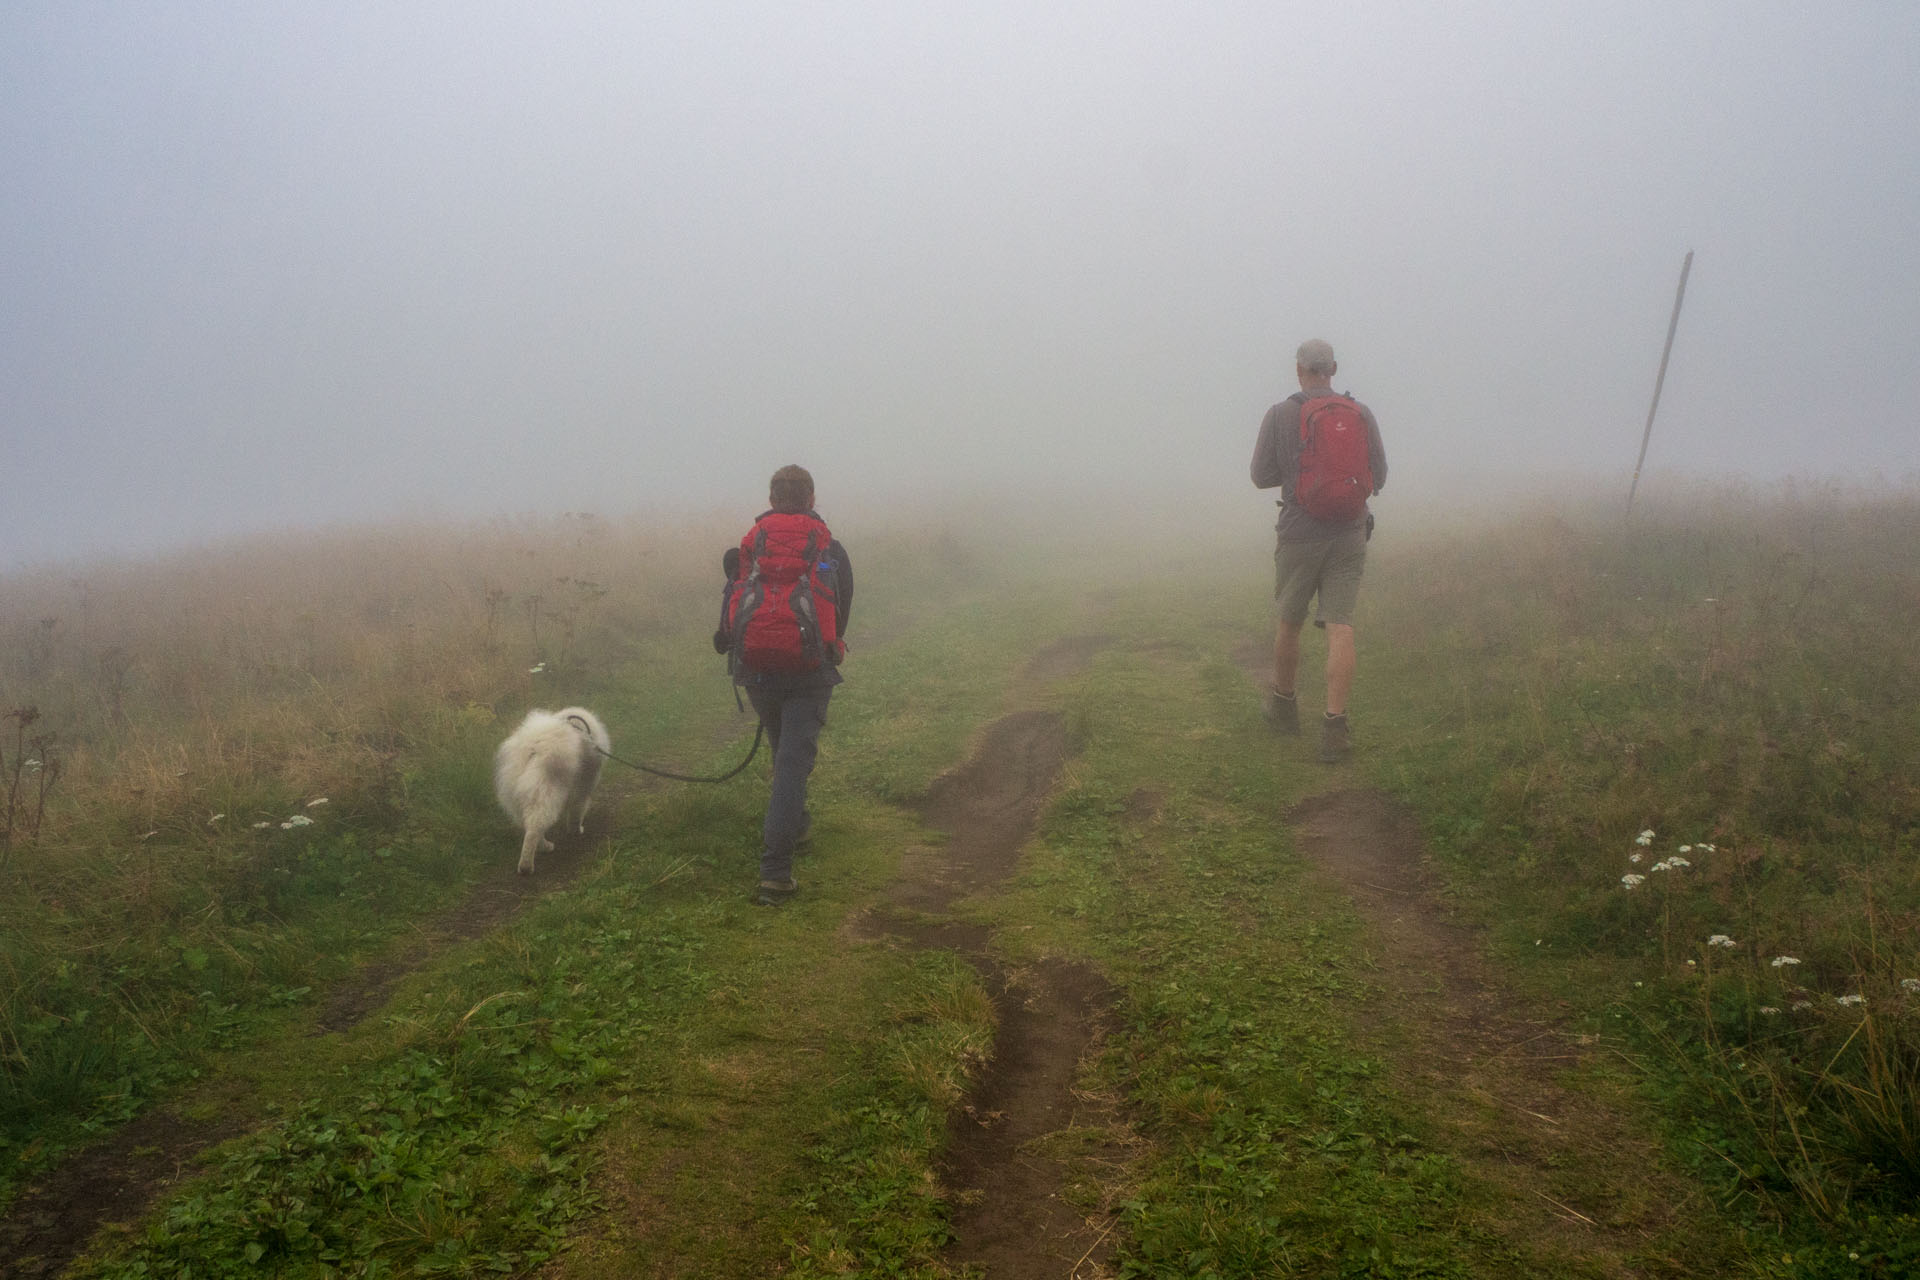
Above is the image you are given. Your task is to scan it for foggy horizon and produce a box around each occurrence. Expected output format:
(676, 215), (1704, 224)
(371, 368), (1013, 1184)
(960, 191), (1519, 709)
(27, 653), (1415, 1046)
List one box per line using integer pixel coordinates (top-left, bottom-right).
(5, 3), (1918, 571)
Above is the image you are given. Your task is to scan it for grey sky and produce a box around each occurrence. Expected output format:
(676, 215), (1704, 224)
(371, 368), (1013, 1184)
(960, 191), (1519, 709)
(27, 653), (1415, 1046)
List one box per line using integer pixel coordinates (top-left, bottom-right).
(4, 2), (1917, 566)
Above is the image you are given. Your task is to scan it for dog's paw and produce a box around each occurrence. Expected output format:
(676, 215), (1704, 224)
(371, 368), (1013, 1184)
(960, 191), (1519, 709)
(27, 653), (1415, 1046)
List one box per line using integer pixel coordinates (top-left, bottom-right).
(517, 857), (534, 875)
(540, 837), (555, 853)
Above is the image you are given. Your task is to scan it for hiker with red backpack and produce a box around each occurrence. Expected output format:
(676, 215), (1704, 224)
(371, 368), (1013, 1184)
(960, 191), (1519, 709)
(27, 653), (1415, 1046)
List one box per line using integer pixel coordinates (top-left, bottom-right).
(1249, 339), (1388, 763)
(715, 465), (853, 905)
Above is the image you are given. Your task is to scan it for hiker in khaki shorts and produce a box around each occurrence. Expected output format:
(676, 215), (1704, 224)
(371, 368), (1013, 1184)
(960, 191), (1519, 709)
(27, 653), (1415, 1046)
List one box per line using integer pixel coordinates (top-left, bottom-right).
(1249, 339), (1388, 762)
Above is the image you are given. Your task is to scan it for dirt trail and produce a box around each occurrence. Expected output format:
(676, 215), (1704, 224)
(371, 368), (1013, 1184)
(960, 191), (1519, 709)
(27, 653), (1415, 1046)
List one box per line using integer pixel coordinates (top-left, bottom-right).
(860, 634), (1128, 1279)
(1290, 789), (1692, 1275)
(0, 744), (683, 1279)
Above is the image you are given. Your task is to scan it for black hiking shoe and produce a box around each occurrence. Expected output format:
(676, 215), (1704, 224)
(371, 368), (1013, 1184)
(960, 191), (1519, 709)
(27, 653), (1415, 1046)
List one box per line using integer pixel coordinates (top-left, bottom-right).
(755, 878), (798, 907)
(1262, 687), (1300, 735)
(1318, 713), (1351, 764)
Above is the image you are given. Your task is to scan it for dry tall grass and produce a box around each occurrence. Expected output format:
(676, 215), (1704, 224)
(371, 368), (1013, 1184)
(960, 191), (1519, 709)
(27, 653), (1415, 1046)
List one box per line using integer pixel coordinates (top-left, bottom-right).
(0, 511), (734, 871)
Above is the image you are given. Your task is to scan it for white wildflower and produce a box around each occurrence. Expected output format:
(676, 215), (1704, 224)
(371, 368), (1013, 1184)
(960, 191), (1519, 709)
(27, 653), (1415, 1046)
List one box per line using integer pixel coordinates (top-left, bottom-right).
(1679, 844), (1692, 853)
(24, 759), (41, 772)
(251, 820), (273, 829)
(306, 797), (329, 807)
(1707, 935), (1737, 949)
(1635, 830), (1655, 847)
(1835, 994), (1866, 1008)
(208, 813), (225, 824)
(1792, 1000), (1813, 1011)
(1629, 852), (1643, 864)
(528, 662), (547, 674)
(1697, 843), (1717, 853)
(1758, 1006), (1780, 1015)
(281, 814), (314, 829)
(1668, 856), (1691, 868)
(137, 830), (158, 841)
(1621, 874), (1646, 889)
(1901, 978), (1920, 995)
(1771, 956), (1801, 968)
(1651, 860), (1673, 872)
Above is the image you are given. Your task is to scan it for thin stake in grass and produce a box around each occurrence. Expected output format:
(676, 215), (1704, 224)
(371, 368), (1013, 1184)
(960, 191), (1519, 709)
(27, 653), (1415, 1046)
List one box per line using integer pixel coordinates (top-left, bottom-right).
(1626, 248), (1694, 518)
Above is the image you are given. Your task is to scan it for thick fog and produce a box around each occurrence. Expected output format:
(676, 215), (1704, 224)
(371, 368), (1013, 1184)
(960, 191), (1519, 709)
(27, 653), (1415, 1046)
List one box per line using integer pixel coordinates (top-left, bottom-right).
(4, 2), (1917, 567)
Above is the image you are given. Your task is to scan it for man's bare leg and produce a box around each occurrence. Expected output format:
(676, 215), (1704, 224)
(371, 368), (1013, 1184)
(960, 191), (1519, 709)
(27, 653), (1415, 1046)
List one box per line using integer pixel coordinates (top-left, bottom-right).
(1272, 620), (1303, 696)
(1324, 623), (1355, 716)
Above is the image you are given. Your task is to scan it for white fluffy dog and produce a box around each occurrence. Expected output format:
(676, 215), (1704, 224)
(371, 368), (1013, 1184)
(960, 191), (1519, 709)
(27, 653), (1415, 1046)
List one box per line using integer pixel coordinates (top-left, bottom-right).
(493, 707), (611, 874)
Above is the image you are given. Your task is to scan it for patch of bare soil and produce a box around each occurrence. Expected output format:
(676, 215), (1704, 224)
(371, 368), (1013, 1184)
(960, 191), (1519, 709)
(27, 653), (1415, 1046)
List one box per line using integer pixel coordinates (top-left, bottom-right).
(1019, 634), (1109, 685)
(941, 956), (1127, 1280)
(856, 635), (1131, 1278)
(889, 710), (1069, 917)
(0, 1107), (251, 1280)
(1290, 789), (1697, 1275)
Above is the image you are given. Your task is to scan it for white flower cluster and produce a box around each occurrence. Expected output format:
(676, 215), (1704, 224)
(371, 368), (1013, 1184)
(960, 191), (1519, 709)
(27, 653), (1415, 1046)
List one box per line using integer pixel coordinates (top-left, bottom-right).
(1621, 831), (1709, 887)
(528, 662), (547, 674)
(1707, 935), (1737, 949)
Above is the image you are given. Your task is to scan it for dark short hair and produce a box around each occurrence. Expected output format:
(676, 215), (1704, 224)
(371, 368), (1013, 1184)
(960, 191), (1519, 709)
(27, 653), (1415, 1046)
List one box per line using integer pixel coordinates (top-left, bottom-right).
(768, 464), (815, 513)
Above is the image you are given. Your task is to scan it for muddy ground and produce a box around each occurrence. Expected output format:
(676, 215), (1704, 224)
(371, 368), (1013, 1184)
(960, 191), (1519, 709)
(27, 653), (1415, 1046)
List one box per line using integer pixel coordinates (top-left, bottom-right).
(856, 635), (1130, 1280)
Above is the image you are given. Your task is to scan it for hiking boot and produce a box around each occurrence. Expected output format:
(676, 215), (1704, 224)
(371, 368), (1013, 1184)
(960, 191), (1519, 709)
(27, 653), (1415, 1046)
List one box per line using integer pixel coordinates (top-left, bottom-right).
(755, 878), (798, 907)
(1262, 687), (1300, 735)
(1318, 713), (1351, 764)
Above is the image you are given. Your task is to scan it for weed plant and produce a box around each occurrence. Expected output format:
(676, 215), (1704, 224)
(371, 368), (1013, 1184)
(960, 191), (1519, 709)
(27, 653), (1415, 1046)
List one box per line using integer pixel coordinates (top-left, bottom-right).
(1362, 481), (1920, 1267)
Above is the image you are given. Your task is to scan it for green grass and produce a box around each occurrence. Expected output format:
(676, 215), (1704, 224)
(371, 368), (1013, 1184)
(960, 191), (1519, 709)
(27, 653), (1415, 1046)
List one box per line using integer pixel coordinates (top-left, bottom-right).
(9, 488), (1918, 1278)
(1359, 489), (1920, 1273)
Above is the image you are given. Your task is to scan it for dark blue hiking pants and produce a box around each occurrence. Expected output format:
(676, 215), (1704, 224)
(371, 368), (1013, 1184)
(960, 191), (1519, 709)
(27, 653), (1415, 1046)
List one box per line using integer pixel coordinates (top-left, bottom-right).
(745, 684), (831, 885)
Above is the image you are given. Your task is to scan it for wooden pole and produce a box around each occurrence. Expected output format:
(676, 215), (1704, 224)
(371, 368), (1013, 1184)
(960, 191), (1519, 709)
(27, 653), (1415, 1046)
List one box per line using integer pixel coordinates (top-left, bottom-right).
(1625, 249), (1693, 518)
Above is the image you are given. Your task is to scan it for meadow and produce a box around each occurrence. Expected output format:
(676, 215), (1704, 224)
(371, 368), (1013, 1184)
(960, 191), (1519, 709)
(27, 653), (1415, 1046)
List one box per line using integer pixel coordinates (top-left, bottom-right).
(0, 482), (1915, 1278)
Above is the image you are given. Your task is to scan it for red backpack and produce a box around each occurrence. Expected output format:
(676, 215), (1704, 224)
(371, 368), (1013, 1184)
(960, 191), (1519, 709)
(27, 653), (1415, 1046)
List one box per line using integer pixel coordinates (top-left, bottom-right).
(724, 511), (842, 674)
(1295, 394), (1375, 522)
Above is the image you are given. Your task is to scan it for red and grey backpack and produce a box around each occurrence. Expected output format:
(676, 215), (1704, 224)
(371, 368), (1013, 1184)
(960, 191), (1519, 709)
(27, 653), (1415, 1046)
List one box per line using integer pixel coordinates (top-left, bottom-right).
(1294, 393), (1375, 522)
(724, 511), (843, 674)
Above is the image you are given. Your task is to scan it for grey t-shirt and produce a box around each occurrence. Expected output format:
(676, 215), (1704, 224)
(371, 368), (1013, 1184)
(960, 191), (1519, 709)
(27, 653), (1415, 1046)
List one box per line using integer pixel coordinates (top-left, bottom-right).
(1250, 390), (1388, 542)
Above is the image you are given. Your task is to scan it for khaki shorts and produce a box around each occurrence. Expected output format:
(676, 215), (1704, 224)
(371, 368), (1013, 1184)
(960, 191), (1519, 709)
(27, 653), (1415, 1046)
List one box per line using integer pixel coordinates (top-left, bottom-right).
(1273, 527), (1368, 628)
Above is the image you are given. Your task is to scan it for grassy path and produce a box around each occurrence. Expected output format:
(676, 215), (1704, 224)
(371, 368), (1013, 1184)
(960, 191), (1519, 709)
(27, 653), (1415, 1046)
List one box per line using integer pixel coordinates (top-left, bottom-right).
(21, 505), (1913, 1277)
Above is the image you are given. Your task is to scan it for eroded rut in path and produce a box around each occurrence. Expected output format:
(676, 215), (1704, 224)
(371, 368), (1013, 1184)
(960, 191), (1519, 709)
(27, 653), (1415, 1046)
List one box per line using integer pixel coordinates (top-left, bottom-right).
(860, 635), (1126, 1280)
(1291, 790), (1692, 1275)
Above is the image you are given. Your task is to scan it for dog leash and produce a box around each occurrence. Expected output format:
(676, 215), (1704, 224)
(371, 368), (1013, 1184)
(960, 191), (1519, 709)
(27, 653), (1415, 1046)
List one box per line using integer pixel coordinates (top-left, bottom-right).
(571, 713), (766, 784)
